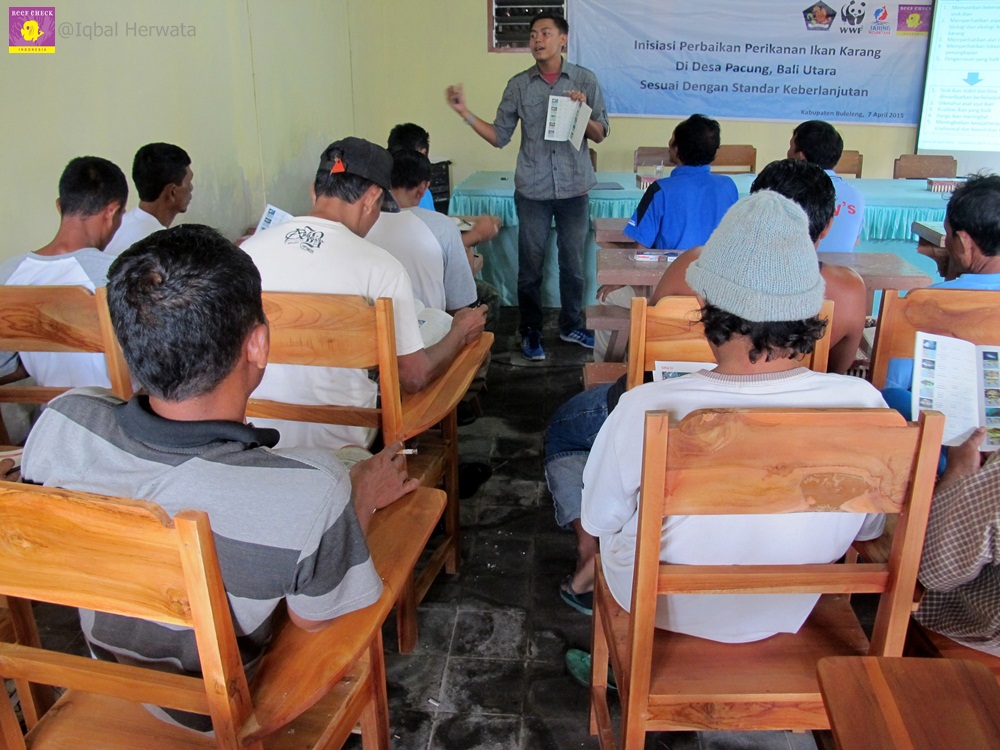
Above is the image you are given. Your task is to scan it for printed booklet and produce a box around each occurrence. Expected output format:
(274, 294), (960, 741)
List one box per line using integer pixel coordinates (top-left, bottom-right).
(911, 331), (1000, 450)
(544, 95), (592, 150)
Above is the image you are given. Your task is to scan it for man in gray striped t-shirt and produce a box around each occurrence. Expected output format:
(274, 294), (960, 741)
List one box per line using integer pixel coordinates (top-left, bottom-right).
(22, 224), (417, 732)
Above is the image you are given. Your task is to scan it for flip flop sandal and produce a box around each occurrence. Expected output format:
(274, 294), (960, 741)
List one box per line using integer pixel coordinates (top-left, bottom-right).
(565, 648), (617, 691)
(559, 574), (594, 616)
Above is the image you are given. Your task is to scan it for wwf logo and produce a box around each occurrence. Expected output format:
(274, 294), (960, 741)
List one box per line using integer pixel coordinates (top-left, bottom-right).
(841, 1), (866, 26)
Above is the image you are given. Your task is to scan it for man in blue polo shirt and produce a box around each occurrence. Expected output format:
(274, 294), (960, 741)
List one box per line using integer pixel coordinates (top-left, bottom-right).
(624, 114), (738, 250)
(593, 114), (737, 360)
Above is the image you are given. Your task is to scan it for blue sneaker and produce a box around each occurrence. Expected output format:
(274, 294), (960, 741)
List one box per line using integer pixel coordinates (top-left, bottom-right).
(521, 328), (546, 361)
(560, 328), (595, 349)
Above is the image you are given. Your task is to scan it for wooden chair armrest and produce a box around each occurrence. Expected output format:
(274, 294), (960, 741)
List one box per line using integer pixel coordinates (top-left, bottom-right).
(244, 487), (446, 741)
(398, 333), (493, 440)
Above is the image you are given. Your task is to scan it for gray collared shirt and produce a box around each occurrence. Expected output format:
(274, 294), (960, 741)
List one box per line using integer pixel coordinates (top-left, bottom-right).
(492, 60), (609, 201)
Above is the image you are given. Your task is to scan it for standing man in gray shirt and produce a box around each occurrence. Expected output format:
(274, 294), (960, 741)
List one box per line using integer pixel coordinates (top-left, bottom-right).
(446, 12), (609, 361)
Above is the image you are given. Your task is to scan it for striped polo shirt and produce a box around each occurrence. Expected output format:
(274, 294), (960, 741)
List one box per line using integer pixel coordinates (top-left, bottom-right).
(22, 387), (381, 730)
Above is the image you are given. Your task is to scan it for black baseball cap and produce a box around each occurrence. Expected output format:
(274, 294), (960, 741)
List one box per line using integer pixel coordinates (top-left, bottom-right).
(318, 137), (399, 212)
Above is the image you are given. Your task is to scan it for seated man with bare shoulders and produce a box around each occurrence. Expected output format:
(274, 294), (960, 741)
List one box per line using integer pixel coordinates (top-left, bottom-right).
(21, 226), (416, 732)
(652, 158), (867, 375)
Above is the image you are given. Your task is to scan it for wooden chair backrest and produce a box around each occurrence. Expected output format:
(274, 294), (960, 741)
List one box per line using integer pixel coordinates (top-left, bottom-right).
(893, 154), (957, 180)
(834, 150), (864, 178)
(246, 293), (404, 442)
(869, 289), (1000, 389)
(633, 407), (944, 657)
(0, 286), (132, 405)
(633, 147), (672, 173)
(0, 480), (254, 745)
(710, 144), (757, 174)
(626, 296), (834, 389)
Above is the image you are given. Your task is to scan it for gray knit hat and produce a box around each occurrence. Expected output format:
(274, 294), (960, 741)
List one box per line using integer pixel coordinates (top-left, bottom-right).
(685, 190), (825, 321)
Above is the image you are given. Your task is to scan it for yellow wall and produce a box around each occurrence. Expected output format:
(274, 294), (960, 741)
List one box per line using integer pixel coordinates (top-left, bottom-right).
(0, 0), (356, 262)
(0, 0), (917, 264)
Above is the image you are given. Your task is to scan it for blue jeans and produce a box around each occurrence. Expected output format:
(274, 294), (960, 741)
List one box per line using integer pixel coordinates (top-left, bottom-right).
(544, 384), (611, 528)
(514, 191), (589, 336)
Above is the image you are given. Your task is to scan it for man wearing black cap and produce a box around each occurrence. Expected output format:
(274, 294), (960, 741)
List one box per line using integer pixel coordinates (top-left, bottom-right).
(241, 137), (487, 450)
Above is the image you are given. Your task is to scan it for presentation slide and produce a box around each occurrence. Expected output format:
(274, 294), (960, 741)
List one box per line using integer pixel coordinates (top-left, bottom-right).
(917, 0), (1000, 171)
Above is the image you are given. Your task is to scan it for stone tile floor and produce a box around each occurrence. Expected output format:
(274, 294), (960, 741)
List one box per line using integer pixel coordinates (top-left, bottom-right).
(30, 308), (826, 750)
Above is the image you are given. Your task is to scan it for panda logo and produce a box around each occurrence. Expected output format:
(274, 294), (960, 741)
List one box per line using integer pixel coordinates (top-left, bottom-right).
(841, 1), (866, 26)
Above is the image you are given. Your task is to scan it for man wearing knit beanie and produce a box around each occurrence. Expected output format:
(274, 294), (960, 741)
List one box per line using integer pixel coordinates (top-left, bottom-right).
(561, 192), (889, 681)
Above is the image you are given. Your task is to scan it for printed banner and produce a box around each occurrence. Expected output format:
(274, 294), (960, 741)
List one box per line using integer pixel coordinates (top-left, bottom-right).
(568, 0), (933, 124)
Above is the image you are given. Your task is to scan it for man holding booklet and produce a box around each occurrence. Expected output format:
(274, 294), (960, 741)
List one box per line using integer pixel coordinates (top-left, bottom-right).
(883, 175), (1000, 399)
(446, 12), (609, 361)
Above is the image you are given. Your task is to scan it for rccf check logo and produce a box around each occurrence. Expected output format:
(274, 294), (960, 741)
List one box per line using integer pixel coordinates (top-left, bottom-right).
(9, 6), (56, 53)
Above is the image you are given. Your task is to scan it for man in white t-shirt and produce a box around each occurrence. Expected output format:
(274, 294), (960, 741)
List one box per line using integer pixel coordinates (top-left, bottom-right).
(0, 156), (128, 389)
(242, 137), (487, 449)
(577, 192), (886, 651)
(366, 150), (477, 314)
(105, 143), (193, 257)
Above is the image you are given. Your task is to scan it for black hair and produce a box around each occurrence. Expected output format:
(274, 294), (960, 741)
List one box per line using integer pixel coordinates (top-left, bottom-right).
(391, 151), (432, 190)
(387, 123), (430, 154)
(673, 114), (721, 167)
(313, 146), (377, 202)
(946, 174), (1000, 257)
(132, 143), (191, 202)
(700, 303), (827, 364)
(107, 224), (266, 401)
(57, 156), (128, 217)
(751, 159), (835, 243)
(791, 120), (844, 170)
(530, 12), (568, 35)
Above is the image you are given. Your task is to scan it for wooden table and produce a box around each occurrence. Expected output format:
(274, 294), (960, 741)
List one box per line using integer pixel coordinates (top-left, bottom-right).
(817, 656), (1000, 749)
(597, 245), (932, 309)
(594, 217), (630, 244)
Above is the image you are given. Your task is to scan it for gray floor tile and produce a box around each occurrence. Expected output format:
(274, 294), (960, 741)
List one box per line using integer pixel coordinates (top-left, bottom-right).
(430, 713), (522, 750)
(451, 608), (528, 660)
(438, 656), (526, 716)
(384, 652), (448, 713)
(521, 715), (600, 749)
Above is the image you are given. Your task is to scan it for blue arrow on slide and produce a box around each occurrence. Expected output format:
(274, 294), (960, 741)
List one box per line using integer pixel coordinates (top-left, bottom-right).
(964, 72), (982, 85)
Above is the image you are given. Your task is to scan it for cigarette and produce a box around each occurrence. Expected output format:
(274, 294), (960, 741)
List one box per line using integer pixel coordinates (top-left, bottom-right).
(397, 448), (418, 455)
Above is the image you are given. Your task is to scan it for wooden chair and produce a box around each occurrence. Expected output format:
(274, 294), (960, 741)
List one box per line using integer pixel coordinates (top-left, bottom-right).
(834, 150), (863, 178)
(868, 289), (1000, 389)
(0, 479), (445, 749)
(0, 286), (132, 443)
(633, 147), (672, 174)
(893, 155), (957, 180)
(589, 407), (945, 748)
(710, 144), (757, 174)
(245, 294), (493, 654)
(626, 296), (834, 389)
